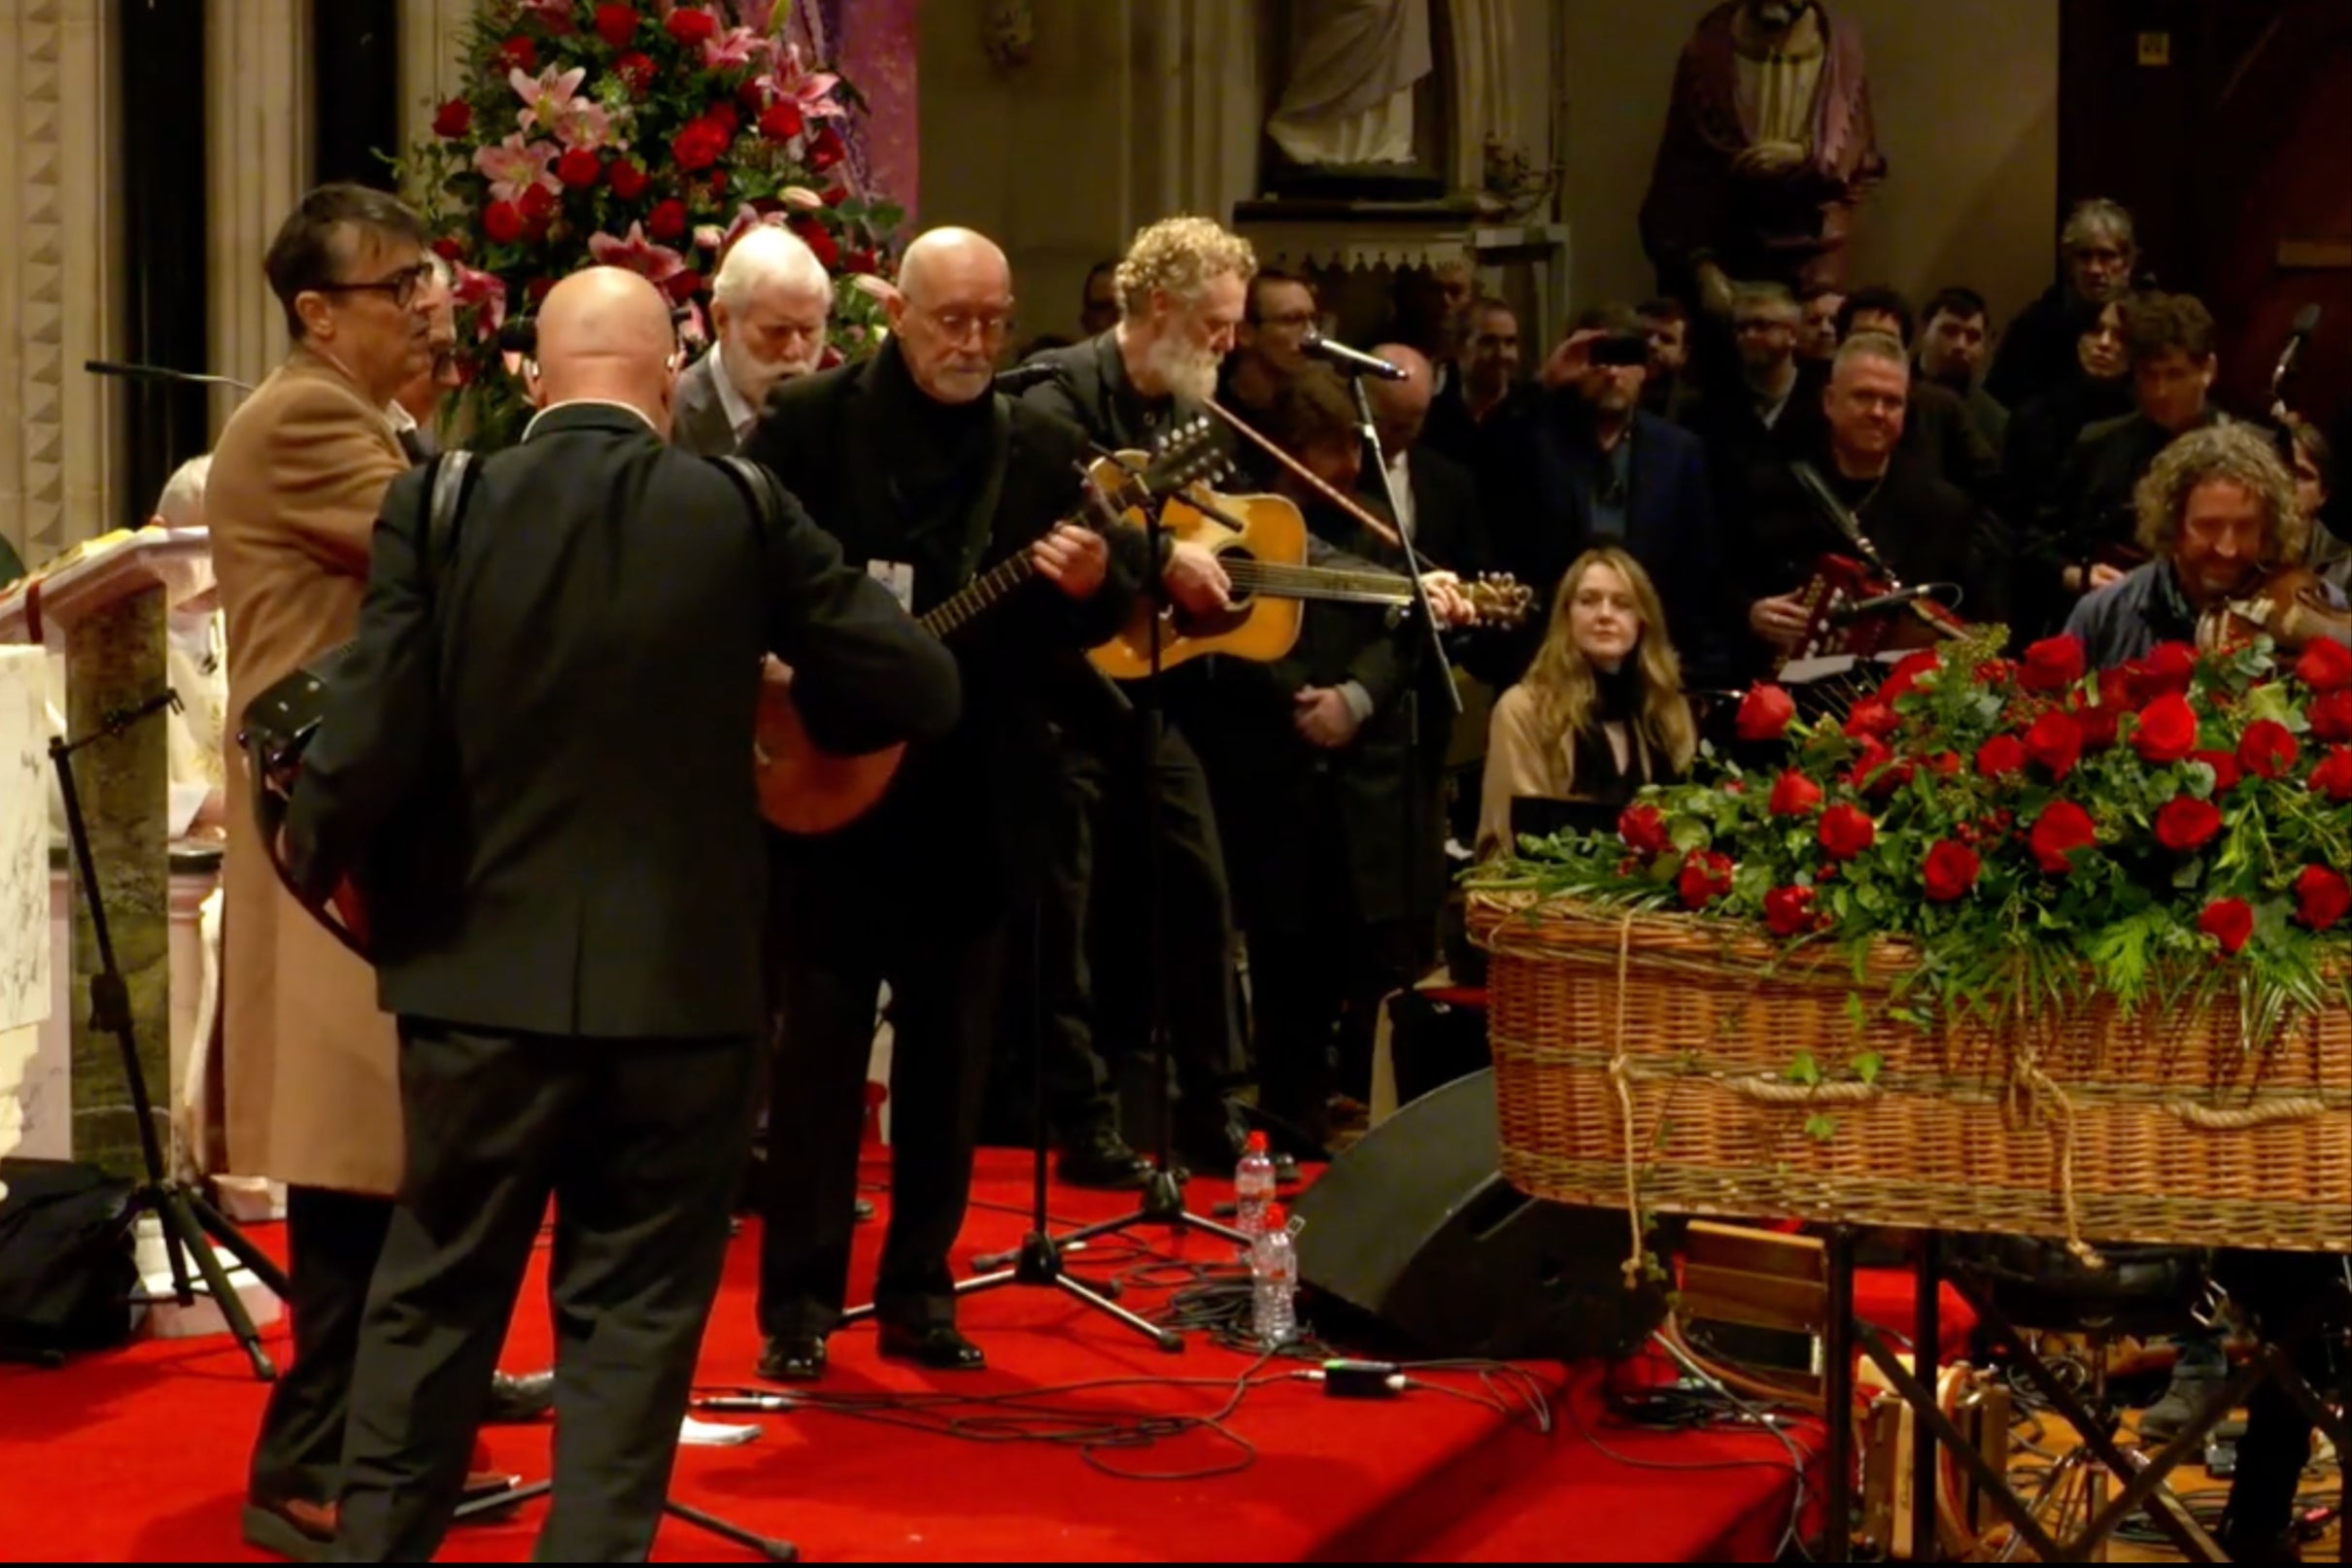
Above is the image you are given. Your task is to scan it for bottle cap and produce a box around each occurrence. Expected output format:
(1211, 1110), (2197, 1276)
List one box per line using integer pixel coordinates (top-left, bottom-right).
(1263, 1204), (1286, 1230)
(1244, 1130), (1269, 1153)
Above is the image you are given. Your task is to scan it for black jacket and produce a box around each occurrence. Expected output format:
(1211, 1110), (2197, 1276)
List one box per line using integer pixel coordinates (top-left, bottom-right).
(743, 343), (1145, 926)
(287, 402), (959, 1040)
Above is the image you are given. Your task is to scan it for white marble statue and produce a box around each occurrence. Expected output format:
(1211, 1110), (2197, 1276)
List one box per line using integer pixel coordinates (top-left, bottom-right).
(1268, 0), (1434, 168)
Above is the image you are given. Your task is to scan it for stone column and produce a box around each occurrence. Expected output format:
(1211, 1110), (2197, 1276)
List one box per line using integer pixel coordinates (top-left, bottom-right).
(208, 0), (314, 402)
(396, 0), (474, 170)
(0, 648), (54, 1200)
(0, 0), (120, 571)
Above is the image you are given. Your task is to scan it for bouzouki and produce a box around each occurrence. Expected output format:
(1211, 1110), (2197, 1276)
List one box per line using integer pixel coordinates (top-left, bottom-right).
(757, 421), (1229, 835)
(1085, 485), (1533, 680)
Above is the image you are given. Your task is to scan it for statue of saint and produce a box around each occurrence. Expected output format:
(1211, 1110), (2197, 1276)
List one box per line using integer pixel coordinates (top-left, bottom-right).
(1639, 0), (1885, 318)
(1267, 0), (1434, 169)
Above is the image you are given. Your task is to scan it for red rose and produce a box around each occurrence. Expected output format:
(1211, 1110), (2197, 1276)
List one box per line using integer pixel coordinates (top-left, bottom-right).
(1864, 759), (1914, 799)
(2310, 745), (2352, 803)
(556, 148), (602, 188)
(647, 198), (689, 242)
(432, 98), (471, 139)
(1843, 699), (1898, 739)
(2025, 709), (2083, 779)
(1879, 649), (1942, 705)
(793, 218), (839, 269)
(1818, 803), (1877, 862)
(1927, 750), (1961, 776)
(594, 3), (639, 48)
(2074, 697), (2123, 752)
(2128, 641), (2199, 702)
(2293, 865), (2351, 932)
(2130, 692), (2199, 765)
(2154, 796), (2223, 853)
(482, 199), (526, 245)
(807, 124), (847, 171)
(430, 234), (464, 261)
(606, 157), (649, 201)
(1768, 771), (1823, 817)
(706, 101), (739, 136)
(614, 51), (657, 93)
(2296, 635), (2352, 693)
(1922, 840), (1981, 903)
(526, 275), (557, 304)
(760, 100), (805, 143)
(2199, 898), (2255, 956)
(2021, 634), (2086, 694)
(518, 182), (558, 223)
(2313, 690), (2352, 743)
(665, 5), (719, 46)
(2028, 801), (2098, 874)
(846, 248), (880, 276)
(1618, 802), (1669, 858)
(673, 118), (731, 172)
(1678, 850), (1735, 910)
(1763, 885), (1818, 937)
(2194, 749), (2242, 794)
(1975, 733), (2027, 779)
(665, 269), (704, 303)
(823, 184), (850, 206)
(496, 36), (536, 73)
(2237, 719), (2300, 780)
(1735, 684), (1796, 741)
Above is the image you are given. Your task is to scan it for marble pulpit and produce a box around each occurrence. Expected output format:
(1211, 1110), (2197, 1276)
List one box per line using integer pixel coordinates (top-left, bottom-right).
(0, 528), (215, 1178)
(0, 647), (51, 1201)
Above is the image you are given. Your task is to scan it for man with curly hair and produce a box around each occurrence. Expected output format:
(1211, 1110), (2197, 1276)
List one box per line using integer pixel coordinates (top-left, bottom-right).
(2064, 421), (2340, 668)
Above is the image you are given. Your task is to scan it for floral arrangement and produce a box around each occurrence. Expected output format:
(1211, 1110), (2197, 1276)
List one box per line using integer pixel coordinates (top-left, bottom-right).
(1477, 634), (2352, 1047)
(398, 0), (905, 444)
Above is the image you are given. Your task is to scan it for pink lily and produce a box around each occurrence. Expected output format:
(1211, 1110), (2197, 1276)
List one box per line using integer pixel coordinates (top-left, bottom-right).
(473, 133), (561, 203)
(756, 41), (844, 121)
(510, 64), (589, 135)
(450, 261), (509, 344)
(702, 24), (767, 72)
(588, 222), (689, 287)
(517, 0), (576, 26)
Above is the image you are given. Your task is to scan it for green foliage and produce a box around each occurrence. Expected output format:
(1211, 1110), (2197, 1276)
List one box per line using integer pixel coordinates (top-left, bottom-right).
(395, 0), (903, 446)
(1470, 639), (2352, 1048)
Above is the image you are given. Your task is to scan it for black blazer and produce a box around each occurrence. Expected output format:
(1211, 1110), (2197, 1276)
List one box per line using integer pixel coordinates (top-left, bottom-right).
(742, 349), (1145, 926)
(286, 402), (959, 1040)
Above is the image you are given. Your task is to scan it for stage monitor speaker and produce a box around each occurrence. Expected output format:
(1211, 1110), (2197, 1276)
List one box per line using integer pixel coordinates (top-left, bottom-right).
(1292, 1069), (1666, 1362)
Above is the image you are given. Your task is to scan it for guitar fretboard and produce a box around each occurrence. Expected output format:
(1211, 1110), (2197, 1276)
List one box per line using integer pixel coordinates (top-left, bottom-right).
(923, 549), (1040, 637)
(1220, 559), (1418, 607)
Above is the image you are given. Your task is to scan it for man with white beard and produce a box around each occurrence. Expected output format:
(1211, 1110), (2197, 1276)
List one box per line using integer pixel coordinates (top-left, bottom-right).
(674, 223), (834, 457)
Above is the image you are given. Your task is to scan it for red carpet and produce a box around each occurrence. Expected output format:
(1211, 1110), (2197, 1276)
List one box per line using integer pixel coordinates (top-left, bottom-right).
(1, 1151), (1824, 1562)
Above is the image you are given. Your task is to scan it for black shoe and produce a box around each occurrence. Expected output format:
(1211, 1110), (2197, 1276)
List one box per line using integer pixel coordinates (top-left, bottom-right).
(483, 1369), (554, 1424)
(877, 1322), (986, 1371)
(1174, 1118), (1248, 1182)
(241, 1498), (335, 1563)
(1056, 1125), (1153, 1189)
(757, 1334), (828, 1382)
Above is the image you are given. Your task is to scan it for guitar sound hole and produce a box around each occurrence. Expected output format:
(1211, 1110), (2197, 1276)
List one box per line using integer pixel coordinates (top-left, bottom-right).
(1170, 546), (1253, 638)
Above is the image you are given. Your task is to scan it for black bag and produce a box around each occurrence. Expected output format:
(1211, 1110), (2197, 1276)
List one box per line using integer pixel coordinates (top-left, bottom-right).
(0, 1160), (138, 1358)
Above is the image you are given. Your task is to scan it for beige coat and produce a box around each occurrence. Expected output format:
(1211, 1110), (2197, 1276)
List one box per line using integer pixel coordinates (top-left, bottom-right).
(209, 348), (410, 1195)
(1476, 684), (1660, 862)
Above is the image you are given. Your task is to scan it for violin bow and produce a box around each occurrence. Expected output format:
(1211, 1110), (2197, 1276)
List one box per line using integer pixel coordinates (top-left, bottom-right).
(1201, 395), (1405, 550)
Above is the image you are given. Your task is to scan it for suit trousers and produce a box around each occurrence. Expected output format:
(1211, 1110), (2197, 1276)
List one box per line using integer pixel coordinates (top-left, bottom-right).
(249, 1184), (394, 1506)
(760, 917), (1006, 1338)
(333, 1021), (760, 1564)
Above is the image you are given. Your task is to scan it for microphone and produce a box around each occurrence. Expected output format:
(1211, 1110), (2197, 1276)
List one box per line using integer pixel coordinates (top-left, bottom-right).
(2270, 303), (2321, 400)
(689, 1393), (795, 1413)
(993, 361), (1064, 392)
(1826, 583), (1945, 626)
(85, 359), (256, 393)
(1300, 332), (1407, 382)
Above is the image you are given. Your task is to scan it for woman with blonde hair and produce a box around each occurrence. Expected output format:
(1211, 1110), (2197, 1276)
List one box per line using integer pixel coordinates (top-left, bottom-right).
(1477, 547), (1697, 860)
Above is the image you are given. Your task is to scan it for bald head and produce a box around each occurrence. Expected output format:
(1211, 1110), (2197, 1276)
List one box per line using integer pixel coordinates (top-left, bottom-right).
(531, 267), (680, 433)
(889, 226), (1015, 404)
(1368, 342), (1435, 455)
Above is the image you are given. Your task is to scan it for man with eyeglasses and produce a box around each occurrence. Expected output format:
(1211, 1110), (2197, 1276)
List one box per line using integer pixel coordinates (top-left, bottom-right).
(1217, 270), (1321, 485)
(207, 183), (533, 1560)
(389, 255), (460, 462)
(1986, 198), (2143, 412)
(744, 226), (1146, 1384)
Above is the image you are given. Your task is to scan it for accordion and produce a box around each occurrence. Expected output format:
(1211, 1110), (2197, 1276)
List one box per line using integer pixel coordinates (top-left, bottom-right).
(237, 646), (373, 957)
(1790, 552), (1970, 662)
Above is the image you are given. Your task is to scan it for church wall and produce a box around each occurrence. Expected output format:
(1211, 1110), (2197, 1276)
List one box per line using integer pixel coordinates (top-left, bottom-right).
(1560, 0), (2060, 344)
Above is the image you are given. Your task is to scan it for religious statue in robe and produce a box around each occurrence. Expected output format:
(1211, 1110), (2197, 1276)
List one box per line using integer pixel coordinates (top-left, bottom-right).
(1639, 0), (1886, 317)
(1267, 0), (1435, 170)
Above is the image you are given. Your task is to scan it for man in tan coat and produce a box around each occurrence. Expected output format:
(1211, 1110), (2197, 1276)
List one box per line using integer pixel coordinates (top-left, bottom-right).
(208, 183), (509, 1562)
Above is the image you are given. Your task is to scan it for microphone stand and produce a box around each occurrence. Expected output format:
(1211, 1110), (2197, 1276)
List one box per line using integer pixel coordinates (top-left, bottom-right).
(50, 689), (291, 1383)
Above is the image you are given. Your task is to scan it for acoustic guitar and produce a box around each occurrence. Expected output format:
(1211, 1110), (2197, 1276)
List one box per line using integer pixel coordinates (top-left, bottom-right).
(1085, 486), (1533, 681)
(757, 422), (1230, 835)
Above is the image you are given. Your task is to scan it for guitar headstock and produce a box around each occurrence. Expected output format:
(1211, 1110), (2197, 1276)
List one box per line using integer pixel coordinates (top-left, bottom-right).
(1138, 417), (1230, 498)
(1463, 573), (1536, 628)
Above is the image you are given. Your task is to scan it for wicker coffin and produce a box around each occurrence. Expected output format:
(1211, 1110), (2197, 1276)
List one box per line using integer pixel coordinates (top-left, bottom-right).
(1469, 894), (2352, 1253)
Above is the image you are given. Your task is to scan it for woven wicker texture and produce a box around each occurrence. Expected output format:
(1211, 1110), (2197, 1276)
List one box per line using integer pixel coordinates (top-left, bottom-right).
(1471, 895), (2352, 1253)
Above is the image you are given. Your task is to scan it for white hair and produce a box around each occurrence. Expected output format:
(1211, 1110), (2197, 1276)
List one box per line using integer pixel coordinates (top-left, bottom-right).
(153, 455), (211, 529)
(427, 252), (453, 288)
(713, 224), (835, 313)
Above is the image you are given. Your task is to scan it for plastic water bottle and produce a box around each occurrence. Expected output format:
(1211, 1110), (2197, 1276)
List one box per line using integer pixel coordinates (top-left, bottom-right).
(1235, 1129), (1277, 1241)
(1250, 1204), (1299, 1348)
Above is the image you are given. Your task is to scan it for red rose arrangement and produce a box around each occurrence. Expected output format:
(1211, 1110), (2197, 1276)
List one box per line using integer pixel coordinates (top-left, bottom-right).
(400, 0), (905, 445)
(1503, 634), (2352, 1041)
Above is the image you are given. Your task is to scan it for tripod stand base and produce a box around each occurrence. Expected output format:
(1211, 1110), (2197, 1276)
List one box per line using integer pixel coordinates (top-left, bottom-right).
(134, 1180), (286, 1381)
(452, 1476), (798, 1560)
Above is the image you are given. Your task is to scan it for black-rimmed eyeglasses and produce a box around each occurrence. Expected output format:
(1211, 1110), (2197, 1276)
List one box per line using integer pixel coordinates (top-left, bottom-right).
(316, 261), (435, 311)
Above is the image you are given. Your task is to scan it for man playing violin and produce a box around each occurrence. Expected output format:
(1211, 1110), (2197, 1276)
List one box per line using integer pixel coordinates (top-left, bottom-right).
(2065, 421), (2346, 669)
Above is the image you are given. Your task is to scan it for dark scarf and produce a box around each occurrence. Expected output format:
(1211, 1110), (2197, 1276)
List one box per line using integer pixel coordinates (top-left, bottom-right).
(866, 335), (999, 556)
(1569, 662), (1653, 804)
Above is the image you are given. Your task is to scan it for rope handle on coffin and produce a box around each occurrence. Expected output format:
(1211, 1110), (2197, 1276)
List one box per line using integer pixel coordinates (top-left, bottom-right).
(1620, 1063), (1884, 1106)
(2165, 1096), (2331, 1130)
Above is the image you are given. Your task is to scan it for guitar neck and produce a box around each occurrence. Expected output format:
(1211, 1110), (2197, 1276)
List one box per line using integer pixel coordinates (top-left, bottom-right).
(922, 548), (1039, 638)
(1221, 559), (1419, 608)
